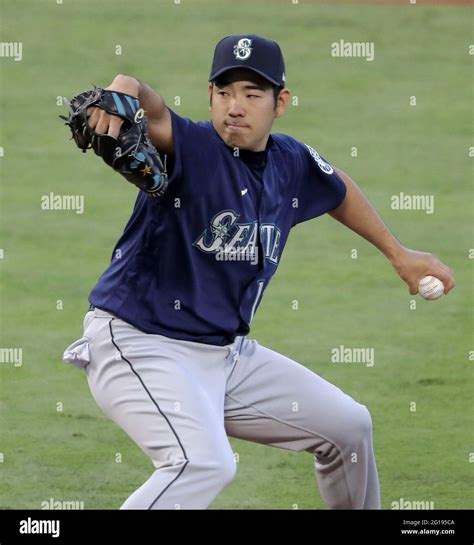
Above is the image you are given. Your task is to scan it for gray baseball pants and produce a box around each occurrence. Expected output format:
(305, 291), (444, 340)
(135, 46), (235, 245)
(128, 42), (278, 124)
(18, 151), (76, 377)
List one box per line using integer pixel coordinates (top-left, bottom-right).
(63, 308), (380, 509)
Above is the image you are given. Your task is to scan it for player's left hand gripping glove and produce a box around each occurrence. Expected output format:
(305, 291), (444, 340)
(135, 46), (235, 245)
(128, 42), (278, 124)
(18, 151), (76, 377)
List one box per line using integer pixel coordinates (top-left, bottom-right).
(60, 87), (169, 198)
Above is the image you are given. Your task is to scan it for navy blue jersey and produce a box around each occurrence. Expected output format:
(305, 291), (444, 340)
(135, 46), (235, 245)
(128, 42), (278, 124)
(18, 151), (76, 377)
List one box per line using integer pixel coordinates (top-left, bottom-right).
(89, 108), (347, 345)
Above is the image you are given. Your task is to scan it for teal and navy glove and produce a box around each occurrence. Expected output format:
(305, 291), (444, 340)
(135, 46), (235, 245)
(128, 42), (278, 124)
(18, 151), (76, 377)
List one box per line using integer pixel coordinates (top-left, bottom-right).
(60, 87), (169, 198)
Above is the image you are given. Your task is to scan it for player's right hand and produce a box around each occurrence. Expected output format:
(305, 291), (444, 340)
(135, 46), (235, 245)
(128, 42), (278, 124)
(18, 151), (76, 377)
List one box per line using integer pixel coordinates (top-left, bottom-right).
(391, 247), (455, 295)
(87, 74), (140, 138)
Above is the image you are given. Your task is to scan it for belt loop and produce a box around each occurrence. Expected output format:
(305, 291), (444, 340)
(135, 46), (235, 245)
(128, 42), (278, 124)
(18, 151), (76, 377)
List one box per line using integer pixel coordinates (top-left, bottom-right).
(230, 336), (245, 364)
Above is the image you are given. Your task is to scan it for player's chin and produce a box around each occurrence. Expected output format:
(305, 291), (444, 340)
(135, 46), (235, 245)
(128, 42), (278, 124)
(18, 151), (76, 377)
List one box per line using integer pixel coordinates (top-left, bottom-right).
(223, 125), (251, 144)
(224, 133), (247, 148)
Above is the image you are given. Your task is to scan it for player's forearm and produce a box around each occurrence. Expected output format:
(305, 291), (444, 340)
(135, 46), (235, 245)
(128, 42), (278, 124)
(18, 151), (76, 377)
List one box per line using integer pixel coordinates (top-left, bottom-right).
(329, 168), (404, 264)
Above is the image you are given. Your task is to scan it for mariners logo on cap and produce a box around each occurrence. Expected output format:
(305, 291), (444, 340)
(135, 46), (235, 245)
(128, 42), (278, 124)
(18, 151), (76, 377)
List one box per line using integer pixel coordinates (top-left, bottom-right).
(233, 38), (252, 60)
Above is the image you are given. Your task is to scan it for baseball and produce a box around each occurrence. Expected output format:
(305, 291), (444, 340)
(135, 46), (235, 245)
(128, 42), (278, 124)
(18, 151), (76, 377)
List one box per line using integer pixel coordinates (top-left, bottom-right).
(418, 275), (445, 300)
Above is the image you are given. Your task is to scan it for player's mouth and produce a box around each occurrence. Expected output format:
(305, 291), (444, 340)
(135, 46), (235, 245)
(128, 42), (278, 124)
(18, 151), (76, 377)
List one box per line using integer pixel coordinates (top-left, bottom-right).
(225, 121), (250, 131)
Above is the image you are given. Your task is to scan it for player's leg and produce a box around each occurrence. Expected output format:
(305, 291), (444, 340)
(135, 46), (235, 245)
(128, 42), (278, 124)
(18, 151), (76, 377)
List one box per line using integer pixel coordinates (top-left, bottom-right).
(224, 338), (380, 509)
(83, 309), (236, 509)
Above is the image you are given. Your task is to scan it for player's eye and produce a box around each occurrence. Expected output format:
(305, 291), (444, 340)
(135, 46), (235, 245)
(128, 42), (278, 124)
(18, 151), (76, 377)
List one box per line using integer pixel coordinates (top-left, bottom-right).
(218, 91), (229, 97)
(248, 94), (261, 99)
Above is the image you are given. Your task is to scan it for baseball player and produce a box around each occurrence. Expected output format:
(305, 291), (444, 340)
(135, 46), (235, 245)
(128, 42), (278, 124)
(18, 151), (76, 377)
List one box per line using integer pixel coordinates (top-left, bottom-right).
(62, 35), (455, 510)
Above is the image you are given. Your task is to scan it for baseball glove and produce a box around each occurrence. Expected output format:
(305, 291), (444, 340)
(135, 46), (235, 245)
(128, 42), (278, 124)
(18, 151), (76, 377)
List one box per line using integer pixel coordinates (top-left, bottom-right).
(60, 87), (169, 198)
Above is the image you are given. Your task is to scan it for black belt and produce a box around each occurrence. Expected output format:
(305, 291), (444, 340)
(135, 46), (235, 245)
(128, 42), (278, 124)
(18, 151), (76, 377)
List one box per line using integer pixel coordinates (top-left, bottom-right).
(88, 303), (96, 311)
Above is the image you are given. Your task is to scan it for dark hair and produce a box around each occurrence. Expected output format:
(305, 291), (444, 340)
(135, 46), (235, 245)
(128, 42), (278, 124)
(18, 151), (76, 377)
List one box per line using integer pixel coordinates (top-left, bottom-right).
(212, 77), (282, 108)
(271, 85), (283, 105)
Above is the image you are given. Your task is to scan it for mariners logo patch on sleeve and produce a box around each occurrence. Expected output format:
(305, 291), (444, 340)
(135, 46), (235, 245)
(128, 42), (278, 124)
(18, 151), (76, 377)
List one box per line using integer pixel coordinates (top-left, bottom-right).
(304, 144), (334, 175)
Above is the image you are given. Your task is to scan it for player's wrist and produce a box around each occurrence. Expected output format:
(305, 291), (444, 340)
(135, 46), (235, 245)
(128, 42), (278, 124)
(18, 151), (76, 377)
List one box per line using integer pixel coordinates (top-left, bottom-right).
(385, 243), (407, 266)
(107, 74), (140, 98)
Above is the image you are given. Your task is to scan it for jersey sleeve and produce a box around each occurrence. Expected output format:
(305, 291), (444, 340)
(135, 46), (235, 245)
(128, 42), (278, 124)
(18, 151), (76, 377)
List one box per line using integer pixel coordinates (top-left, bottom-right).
(165, 107), (213, 187)
(291, 142), (347, 226)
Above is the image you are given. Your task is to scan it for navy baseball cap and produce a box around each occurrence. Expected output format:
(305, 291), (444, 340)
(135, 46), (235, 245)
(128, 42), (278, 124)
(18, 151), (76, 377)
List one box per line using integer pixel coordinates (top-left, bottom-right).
(209, 34), (286, 88)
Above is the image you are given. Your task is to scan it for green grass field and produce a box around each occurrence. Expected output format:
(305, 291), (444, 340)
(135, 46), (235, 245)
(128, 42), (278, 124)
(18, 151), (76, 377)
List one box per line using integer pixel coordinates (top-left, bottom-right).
(0, 0), (472, 510)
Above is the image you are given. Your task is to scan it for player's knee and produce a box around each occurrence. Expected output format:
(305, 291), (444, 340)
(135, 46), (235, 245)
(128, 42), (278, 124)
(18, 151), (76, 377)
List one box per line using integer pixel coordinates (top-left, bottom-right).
(358, 404), (373, 436)
(345, 402), (373, 445)
(316, 401), (373, 454)
(209, 453), (237, 488)
(189, 451), (237, 489)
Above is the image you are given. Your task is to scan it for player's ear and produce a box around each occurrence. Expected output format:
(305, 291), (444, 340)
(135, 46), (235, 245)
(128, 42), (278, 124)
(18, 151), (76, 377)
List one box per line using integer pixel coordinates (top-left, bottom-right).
(274, 88), (291, 119)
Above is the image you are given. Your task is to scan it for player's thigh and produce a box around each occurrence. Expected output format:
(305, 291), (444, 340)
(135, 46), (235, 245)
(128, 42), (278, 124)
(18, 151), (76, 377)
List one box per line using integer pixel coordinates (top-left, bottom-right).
(224, 340), (371, 451)
(85, 313), (232, 467)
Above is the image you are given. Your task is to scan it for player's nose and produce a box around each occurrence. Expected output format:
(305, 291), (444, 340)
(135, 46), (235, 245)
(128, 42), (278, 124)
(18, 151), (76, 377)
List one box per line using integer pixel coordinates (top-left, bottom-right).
(228, 97), (245, 117)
